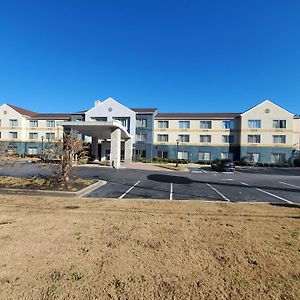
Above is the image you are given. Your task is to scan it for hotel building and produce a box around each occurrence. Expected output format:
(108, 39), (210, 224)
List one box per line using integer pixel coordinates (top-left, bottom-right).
(0, 98), (299, 168)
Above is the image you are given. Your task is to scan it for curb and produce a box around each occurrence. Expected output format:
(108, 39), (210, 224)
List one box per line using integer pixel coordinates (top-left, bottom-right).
(0, 180), (107, 198)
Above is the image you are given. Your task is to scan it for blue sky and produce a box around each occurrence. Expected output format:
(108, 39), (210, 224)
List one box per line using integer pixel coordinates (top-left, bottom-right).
(0, 0), (300, 114)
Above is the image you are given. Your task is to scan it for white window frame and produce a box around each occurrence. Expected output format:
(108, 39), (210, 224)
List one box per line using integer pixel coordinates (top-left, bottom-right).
(271, 153), (286, 163)
(28, 147), (38, 155)
(29, 120), (38, 127)
(9, 132), (18, 139)
(46, 132), (55, 141)
(9, 119), (18, 127)
(198, 152), (211, 161)
(200, 120), (212, 129)
(29, 132), (38, 140)
(136, 118), (147, 127)
(248, 120), (261, 128)
(157, 134), (169, 142)
(200, 135), (211, 143)
(158, 120), (169, 129)
(178, 151), (189, 160)
(222, 120), (234, 129)
(273, 120), (286, 128)
(179, 121), (190, 129)
(47, 120), (56, 128)
(248, 135), (261, 143)
(273, 135), (286, 144)
(178, 134), (190, 142)
(136, 133), (147, 142)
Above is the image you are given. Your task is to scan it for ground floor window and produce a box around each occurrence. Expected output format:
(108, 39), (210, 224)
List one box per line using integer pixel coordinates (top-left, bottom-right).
(271, 153), (285, 163)
(221, 152), (234, 160)
(105, 149), (110, 160)
(28, 147), (38, 155)
(178, 151), (189, 160)
(136, 150), (146, 158)
(248, 152), (260, 162)
(198, 152), (211, 161)
(157, 150), (168, 159)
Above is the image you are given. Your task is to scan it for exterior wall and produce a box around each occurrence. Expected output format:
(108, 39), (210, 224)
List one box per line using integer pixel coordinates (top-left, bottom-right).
(135, 113), (155, 160)
(153, 117), (240, 161)
(240, 100), (294, 163)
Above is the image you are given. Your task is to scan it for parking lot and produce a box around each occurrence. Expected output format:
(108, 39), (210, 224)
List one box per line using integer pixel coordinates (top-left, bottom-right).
(1, 163), (300, 204)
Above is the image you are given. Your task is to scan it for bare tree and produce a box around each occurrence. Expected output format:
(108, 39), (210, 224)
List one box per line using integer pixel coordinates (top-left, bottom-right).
(43, 134), (89, 182)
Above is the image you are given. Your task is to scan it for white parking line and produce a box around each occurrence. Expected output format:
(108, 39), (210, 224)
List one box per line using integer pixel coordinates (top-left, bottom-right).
(241, 182), (294, 204)
(279, 182), (300, 189)
(170, 183), (173, 200)
(192, 170), (203, 173)
(119, 181), (140, 199)
(206, 183), (230, 202)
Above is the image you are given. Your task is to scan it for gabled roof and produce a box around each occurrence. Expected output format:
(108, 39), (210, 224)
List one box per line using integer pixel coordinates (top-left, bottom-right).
(31, 113), (71, 120)
(7, 104), (37, 117)
(155, 113), (240, 119)
(241, 99), (294, 116)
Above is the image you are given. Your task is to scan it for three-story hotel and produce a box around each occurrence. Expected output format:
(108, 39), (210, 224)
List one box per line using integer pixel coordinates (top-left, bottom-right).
(0, 97), (299, 168)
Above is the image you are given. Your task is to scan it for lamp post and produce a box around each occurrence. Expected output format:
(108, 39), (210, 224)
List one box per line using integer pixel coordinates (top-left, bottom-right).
(41, 136), (44, 155)
(175, 139), (179, 167)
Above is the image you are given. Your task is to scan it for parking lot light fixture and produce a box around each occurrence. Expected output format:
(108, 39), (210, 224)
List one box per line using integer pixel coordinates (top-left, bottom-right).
(176, 139), (179, 167)
(41, 136), (44, 155)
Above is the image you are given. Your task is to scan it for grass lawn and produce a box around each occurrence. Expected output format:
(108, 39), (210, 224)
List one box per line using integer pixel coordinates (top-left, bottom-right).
(0, 196), (299, 299)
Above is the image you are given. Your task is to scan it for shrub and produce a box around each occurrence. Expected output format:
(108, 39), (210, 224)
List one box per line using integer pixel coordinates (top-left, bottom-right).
(264, 163), (270, 167)
(293, 159), (300, 167)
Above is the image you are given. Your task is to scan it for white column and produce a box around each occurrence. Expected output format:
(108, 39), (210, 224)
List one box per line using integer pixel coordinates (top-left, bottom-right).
(111, 128), (121, 169)
(124, 139), (132, 163)
(91, 137), (99, 161)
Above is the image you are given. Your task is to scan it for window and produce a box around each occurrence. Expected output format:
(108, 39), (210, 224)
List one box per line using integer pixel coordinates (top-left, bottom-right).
(248, 153), (260, 163)
(136, 133), (147, 142)
(271, 153), (286, 163)
(198, 152), (211, 161)
(158, 120), (169, 128)
(29, 132), (38, 140)
(9, 119), (18, 127)
(200, 121), (212, 129)
(0, 119), (1, 126)
(9, 132), (18, 139)
(179, 121), (190, 129)
(113, 117), (130, 131)
(135, 150), (146, 158)
(157, 134), (169, 142)
(47, 120), (56, 127)
(248, 120), (261, 128)
(273, 120), (286, 128)
(157, 151), (168, 159)
(178, 151), (189, 160)
(46, 132), (55, 140)
(221, 152), (234, 160)
(29, 120), (38, 127)
(222, 135), (234, 143)
(91, 117), (107, 122)
(28, 147), (38, 155)
(178, 134), (190, 142)
(136, 118), (147, 127)
(248, 135), (261, 143)
(200, 135), (211, 143)
(273, 135), (286, 144)
(222, 120), (234, 129)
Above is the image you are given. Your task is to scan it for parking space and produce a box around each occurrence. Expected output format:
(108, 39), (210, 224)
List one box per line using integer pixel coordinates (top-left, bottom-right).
(0, 163), (299, 204)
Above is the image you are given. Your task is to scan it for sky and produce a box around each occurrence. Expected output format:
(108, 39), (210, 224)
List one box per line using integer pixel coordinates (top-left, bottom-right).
(0, 0), (300, 114)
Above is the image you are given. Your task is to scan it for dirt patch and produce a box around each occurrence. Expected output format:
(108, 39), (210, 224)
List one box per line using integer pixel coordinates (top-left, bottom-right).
(0, 176), (95, 192)
(0, 196), (299, 299)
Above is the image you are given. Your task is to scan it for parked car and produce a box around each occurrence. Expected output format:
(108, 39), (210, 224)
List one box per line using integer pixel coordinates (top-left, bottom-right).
(211, 159), (235, 172)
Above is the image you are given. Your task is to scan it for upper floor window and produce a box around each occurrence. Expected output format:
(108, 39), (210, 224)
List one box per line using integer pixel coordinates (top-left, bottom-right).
(91, 117), (107, 122)
(179, 121), (190, 129)
(136, 118), (147, 127)
(222, 135), (234, 143)
(158, 120), (169, 129)
(46, 132), (55, 141)
(29, 132), (38, 140)
(9, 132), (18, 139)
(222, 120), (234, 129)
(273, 120), (286, 128)
(47, 120), (55, 127)
(273, 135), (286, 144)
(248, 135), (261, 143)
(9, 119), (18, 127)
(200, 120), (212, 129)
(200, 135), (211, 143)
(30, 120), (38, 127)
(157, 134), (169, 142)
(136, 133), (147, 142)
(178, 134), (190, 142)
(248, 120), (261, 128)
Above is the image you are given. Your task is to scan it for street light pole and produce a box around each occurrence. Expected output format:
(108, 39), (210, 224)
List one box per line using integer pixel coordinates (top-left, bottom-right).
(175, 139), (179, 167)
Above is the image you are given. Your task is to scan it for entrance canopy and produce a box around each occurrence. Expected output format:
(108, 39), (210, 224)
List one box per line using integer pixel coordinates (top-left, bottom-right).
(62, 121), (132, 140)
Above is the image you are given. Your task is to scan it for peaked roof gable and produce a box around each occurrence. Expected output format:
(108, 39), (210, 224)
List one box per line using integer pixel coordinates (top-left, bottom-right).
(241, 99), (294, 116)
(6, 103), (37, 117)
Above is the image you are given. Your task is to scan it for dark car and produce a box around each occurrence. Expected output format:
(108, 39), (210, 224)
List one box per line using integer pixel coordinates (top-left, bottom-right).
(211, 159), (235, 172)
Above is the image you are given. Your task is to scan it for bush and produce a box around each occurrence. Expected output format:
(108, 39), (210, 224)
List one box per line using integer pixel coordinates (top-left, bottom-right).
(197, 160), (212, 165)
(293, 159), (300, 167)
(264, 163), (270, 167)
(257, 163), (264, 167)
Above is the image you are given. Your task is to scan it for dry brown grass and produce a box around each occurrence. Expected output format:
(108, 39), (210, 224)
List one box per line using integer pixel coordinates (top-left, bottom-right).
(0, 195), (299, 299)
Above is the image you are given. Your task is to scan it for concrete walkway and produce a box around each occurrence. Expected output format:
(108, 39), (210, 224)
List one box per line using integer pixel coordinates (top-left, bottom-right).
(121, 162), (171, 171)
